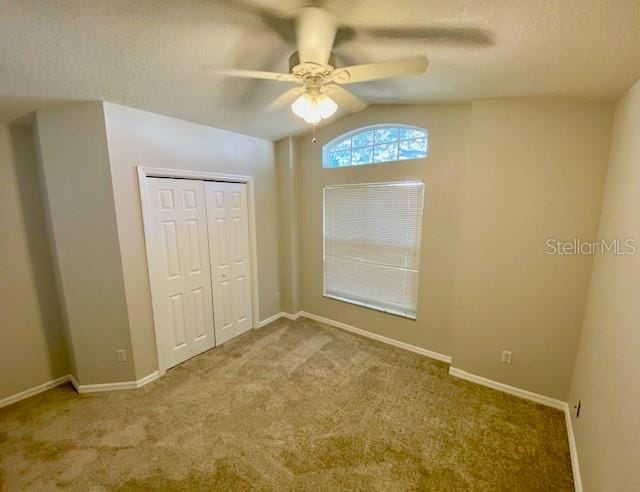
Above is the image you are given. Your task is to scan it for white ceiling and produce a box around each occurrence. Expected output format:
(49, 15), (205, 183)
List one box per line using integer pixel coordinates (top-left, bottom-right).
(2, 0), (640, 140)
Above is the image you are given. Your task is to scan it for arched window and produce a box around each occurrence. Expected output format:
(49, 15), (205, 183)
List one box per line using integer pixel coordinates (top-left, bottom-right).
(323, 124), (428, 168)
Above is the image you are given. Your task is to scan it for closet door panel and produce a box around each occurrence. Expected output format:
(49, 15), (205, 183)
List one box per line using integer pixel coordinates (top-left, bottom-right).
(205, 181), (253, 344)
(146, 178), (216, 370)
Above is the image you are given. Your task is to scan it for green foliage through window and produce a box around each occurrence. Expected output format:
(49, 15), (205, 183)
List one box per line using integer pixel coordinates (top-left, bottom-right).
(323, 125), (428, 168)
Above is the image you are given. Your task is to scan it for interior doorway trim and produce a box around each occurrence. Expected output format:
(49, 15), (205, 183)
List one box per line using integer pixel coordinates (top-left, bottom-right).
(137, 166), (261, 374)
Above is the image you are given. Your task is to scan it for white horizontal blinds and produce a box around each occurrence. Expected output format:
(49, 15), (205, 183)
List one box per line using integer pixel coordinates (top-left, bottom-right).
(323, 181), (425, 319)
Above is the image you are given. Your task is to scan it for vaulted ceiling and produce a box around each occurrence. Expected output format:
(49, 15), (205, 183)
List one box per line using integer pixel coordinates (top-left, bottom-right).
(2, 0), (640, 140)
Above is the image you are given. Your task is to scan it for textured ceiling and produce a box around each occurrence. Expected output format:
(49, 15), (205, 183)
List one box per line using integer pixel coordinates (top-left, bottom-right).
(1, 0), (640, 140)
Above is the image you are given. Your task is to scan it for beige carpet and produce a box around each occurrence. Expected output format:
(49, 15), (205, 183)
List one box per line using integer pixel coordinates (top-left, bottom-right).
(0, 317), (573, 490)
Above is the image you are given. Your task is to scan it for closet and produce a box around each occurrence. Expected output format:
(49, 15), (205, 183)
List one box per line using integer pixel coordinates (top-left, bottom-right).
(144, 177), (253, 370)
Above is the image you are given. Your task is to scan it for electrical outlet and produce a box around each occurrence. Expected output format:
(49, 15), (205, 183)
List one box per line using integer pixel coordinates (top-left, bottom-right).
(116, 349), (127, 362)
(501, 350), (513, 364)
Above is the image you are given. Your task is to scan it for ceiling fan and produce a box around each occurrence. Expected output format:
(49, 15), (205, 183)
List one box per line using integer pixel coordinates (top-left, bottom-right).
(206, 7), (430, 125)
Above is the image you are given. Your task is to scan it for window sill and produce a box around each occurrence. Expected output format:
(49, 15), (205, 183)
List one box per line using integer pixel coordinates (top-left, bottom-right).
(323, 293), (417, 320)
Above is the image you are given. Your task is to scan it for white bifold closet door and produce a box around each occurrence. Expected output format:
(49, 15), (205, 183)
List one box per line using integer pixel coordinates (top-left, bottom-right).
(146, 178), (216, 369)
(145, 177), (253, 370)
(205, 181), (253, 344)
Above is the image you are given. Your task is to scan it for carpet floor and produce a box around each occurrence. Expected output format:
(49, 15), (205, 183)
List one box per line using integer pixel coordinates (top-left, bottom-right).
(0, 317), (574, 491)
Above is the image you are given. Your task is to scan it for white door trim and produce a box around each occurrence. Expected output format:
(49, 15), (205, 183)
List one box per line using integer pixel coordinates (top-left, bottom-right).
(137, 166), (261, 374)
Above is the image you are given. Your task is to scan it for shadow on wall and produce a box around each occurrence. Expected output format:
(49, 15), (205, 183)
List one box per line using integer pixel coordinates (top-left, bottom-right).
(9, 124), (70, 377)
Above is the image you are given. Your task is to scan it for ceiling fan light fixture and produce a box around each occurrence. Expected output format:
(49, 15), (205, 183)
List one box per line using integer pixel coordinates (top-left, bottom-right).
(291, 93), (337, 123)
(303, 105), (322, 124)
(291, 93), (314, 118)
(317, 94), (337, 119)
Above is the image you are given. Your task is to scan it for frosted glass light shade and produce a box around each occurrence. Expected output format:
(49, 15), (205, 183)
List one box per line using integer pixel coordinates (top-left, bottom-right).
(291, 93), (337, 123)
(291, 94), (314, 118)
(317, 95), (337, 119)
(303, 104), (320, 123)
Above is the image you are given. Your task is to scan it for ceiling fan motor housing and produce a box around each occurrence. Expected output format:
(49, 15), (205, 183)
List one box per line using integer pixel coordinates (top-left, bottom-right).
(288, 51), (336, 72)
(289, 51), (337, 91)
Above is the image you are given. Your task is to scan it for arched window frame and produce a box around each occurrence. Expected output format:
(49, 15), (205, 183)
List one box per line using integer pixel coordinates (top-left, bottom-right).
(322, 124), (429, 169)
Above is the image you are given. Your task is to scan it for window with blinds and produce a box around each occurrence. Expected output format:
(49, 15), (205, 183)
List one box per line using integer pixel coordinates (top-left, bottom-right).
(323, 181), (425, 319)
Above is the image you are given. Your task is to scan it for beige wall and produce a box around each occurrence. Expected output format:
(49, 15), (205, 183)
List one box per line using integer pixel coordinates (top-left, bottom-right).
(451, 99), (613, 400)
(102, 102), (280, 379)
(0, 123), (69, 400)
(568, 80), (640, 490)
(291, 104), (472, 356)
(35, 103), (136, 385)
(283, 99), (614, 400)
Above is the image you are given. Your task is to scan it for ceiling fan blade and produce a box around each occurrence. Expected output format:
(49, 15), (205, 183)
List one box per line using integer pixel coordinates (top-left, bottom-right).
(296, 7), (337, 64)
(202, 66), (296, 82)
(362, 26), (494, 47)
(330, 56), (428, 85)
(325, 85), (367, 113)
(264, 87), (305, 112)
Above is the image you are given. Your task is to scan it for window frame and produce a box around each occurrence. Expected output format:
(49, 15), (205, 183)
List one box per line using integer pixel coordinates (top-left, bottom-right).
(322, 124), (429, 169)
(322, 180), (425, 320)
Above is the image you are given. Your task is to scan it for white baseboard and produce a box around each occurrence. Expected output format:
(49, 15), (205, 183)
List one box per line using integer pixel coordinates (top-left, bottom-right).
(0, 370), (163, 406)
(257, 312), (285, 328)
(69, 370), (160, 394)
(257, 311), (301, 327)
(297, 311), (452, 364)
(0, 371), (162, 406)
(563, 402), (583, 492)
(136, 370), (161, 387)
(448, 367), (566, 410)
(0, 375), (72, 409)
